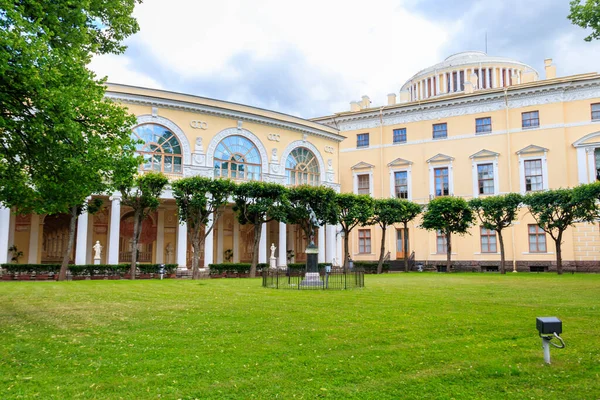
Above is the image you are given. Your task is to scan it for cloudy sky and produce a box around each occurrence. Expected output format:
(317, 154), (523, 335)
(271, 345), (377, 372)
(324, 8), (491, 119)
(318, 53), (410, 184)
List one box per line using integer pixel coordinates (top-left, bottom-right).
(90, 0), (600, 118)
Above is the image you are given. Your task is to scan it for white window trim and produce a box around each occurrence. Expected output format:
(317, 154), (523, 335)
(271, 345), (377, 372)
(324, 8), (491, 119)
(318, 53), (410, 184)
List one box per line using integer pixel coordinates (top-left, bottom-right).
(389, 167), (412, 200)
(471, 157), (499, 198)
(353, 170), (373, 196)
(518, 153), (548, 194)
(428, 162), (453, 199)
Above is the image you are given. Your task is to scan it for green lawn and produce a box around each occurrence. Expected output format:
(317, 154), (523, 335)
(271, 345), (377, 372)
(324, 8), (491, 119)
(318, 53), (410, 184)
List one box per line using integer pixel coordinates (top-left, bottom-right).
(1, 274), (599, 399)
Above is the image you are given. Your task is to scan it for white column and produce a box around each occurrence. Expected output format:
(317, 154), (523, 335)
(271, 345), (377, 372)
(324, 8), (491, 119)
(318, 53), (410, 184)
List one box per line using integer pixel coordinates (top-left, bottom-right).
(336, 224), (343, 266)
(107, 195), (121, 265)
(318, 225), (325, 263)
(176, 221), (187, 270)
(425, 78), (429, 98)
(233, 219), (240, 263)
(509, 68), (513, 85)
(278, 221), (286, 267)
(492, 67), (497, 88)
(75, 209), (89, 265)
(0, 207), (11, 264)
(326, 224), (336, 264)
(442, 72), (447, 93)
(500, 69), (504, 87)
(517, 70), (521, 84)
(486, 69), (491, 88)
(28, 214), (40, 263)
(478, 66), (482, 89)
(216, 216), (224, 263)
(449, 71), (454, 92)
(204, 217), (214, 268)
(156, 209), (165, 264)
(258, 222), (267, 264)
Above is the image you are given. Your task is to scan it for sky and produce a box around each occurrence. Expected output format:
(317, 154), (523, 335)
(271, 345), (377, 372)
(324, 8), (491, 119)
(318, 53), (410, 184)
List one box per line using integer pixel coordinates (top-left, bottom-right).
(89, 0), (600, 119)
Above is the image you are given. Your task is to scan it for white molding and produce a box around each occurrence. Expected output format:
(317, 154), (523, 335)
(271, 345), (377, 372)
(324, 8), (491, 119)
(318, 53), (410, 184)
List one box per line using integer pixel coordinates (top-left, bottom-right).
(518, 153), (548, 194)
(106, 92), (344, 142)
(471, 157), (499, 198)
(135, 115), (192, 167)
(280, 140), (328, 184)
(428, 161), (453, 198)
(353, 169), (373, 196)
(388, 166), (412, 200)
(205, 127), (269, 179)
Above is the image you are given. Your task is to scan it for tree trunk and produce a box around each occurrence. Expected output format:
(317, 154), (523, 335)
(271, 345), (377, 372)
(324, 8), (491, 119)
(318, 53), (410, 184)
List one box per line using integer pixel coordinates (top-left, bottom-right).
(497, 229), (506, 274)
(250, 222), (262, 278)
(343, 231), (350, 269)
(377, 226), (387, 274)
(58, 205), (78, 281)
(130, 208), (143, 279)
(191, 227), (202, 280)
(446, 232), (452, 272)
(555, 232), (563, 275)
(403, 223), (409, 273)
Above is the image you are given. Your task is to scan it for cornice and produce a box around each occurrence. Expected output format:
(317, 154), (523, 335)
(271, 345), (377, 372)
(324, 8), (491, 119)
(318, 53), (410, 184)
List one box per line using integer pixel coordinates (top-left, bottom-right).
(105, 92), (344, 143)
(326, 79), (600, 132)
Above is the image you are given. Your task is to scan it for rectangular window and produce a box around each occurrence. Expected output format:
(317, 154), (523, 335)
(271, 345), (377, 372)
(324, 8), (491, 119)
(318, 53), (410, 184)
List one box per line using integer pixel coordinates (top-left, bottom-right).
(357, 174), (370, 195)
(528, 225), (547, 253)
(480, 227), (497, 253)
(433, 123), (447, 139)
(436, 230), (447, 254)
(434, 167), (449, 197)
(592, 103), (600, 120)
(393, 128), (407, 144)
(524, 159), (543, 192)
(522, 111), (540, 129)
(357, 133), (369, 148)
(358, 229), (371, 253)
(477, 163), (495, 195)
(394, 171), (408, 199)
(475, 117), (492, 134)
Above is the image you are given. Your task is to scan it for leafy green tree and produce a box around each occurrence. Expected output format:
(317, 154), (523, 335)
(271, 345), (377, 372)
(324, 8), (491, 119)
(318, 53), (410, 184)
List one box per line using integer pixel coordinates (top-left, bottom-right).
(117, 172), (169, 279)
(172, 177), (235, 279)
(334, 193), (374, 268)
(371, 198), (421, 274)
(232, 182), (288, 278)
(0, 1), (142, 280)
(525, 184), (600, 274)
(285, 185), (337, 258)
(469, 193), (523, 274)
(421, 197), (474, 272)
(569, 0), (600, 41)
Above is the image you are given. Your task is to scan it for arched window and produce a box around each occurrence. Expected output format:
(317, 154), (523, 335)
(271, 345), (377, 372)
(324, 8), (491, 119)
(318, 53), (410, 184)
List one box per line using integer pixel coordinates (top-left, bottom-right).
(214, 135), (262, 181)
(286, 147), (320, 186)
(132, 124), (183, 174)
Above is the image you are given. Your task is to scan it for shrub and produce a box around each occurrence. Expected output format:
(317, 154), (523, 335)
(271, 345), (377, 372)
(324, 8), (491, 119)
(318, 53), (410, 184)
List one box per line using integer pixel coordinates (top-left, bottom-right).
(1, 264), (61, 274)
(0, 263), (177, 276)
(208, 263), (268, 275)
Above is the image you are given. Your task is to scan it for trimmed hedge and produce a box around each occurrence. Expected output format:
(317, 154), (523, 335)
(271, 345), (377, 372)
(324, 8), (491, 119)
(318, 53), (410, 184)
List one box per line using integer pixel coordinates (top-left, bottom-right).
(1, 263), (177, 276)
(208, 263), (268, 274)
(286, 263), (333, 271)
(1, 264), (61, 274)
(352, 261), (389, 273)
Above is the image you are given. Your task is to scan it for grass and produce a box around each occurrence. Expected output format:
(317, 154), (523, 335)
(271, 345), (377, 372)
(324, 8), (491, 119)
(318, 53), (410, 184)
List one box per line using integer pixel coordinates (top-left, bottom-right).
(1, 273), (599, 399)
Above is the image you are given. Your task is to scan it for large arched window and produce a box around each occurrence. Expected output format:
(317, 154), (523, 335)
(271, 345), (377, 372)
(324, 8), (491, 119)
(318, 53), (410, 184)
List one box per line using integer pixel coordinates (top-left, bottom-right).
(214, 135), (262, 181)
(132, 124), (183, 174)
(286, 147), (320, 186)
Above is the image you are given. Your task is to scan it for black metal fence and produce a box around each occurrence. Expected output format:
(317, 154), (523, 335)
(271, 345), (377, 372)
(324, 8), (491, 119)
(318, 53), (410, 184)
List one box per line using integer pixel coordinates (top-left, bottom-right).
(262, 267), (364, 290)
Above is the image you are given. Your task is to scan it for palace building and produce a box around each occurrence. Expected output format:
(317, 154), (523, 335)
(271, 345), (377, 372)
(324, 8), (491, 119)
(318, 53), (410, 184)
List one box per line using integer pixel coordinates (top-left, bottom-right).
(2, 51), (600, 272)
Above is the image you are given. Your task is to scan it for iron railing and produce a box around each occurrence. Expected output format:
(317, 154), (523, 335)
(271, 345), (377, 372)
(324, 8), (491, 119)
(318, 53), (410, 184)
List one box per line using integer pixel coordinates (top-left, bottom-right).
(262, 267), (364, 290)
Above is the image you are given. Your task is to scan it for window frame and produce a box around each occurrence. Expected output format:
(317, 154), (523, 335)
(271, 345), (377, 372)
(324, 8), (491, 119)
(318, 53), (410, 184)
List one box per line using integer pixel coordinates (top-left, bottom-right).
(524, 158), (544, 192)
(477, 163), (495, 195)
(132, 123), (184, 175)
(475, 117), (492, 134)
(436, 230), (447, 254)
(522, 111), (540, 129)
(480, 227), (497, 253)
(393, 128), (407, 144)
(434, 167), (449, 197)
(432, 123), (448, 140)
(592, 103), (600, 121)
(358, 229), (371, 254)
(285, 147), (320, 186)
(357, 133), (370, 148)
(528, 224), (547, 253)
(393, 170), (409, 199)
(357, 174), (370, 195)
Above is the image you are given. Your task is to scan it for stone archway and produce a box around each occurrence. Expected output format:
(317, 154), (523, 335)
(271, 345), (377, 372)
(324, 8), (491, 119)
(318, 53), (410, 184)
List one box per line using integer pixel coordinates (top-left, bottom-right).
(41, 214), (76, 263)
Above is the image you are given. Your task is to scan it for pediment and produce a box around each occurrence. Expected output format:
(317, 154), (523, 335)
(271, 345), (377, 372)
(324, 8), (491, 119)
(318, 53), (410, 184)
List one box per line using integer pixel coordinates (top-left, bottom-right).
(426, 153), (454, 163)
(516, 144), (548, 155)
(351, 161), (375, 170)
(387, 157), (413, 167)
(470, 149), (500, 159)
(573, 131), (600, 148)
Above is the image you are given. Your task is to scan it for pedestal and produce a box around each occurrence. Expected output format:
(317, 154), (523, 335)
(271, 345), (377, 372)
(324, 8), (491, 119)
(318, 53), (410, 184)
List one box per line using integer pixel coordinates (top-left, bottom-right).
(270, 256), (277, 269)
(94, 258), (100, 265)
(301, 244), (321, 286)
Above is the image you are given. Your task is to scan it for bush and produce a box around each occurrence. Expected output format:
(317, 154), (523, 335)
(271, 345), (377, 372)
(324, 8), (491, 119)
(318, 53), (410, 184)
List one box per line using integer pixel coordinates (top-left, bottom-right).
(1, 264), (61, 274)
(0, 263), (177, 276)
(352, 261), (389, 273)
(286, 263), (332, 272)
(208, 263), (268, 275)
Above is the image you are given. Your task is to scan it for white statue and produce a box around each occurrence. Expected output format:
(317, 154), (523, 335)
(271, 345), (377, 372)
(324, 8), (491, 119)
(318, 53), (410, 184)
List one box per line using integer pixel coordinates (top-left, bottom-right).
(195, 136), (204, 153)
(165, 242), (174, 264)
(270, 243), (277, 259)
(93, 241), (103, 261)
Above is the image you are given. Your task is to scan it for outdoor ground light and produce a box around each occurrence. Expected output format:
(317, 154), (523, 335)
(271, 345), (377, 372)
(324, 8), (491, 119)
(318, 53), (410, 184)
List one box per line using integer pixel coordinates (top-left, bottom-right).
(536, 317), (565, 364)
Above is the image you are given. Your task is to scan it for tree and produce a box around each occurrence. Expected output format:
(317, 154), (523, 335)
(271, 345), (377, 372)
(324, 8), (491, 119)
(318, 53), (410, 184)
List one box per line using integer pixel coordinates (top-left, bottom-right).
(525, 184), (600, 274)
(172, 177), (235, 279)
(334, 193), (374, 269)
(0, 1), (142, 280)
(285, 185), (337, 258)
(469, 193), (523, 274)
(232, 182), (288, 278)
(371, 198), (421, 274)
(569, 0), (600, 42)
(421, 197), (474, 272)
(117, 172), (169, 279)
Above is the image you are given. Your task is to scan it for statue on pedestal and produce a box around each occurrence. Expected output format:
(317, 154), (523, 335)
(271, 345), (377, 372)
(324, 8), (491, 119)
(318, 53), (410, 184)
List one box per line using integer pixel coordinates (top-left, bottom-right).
(165, 242), (174, 264)
(93, 241), (103, 264)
